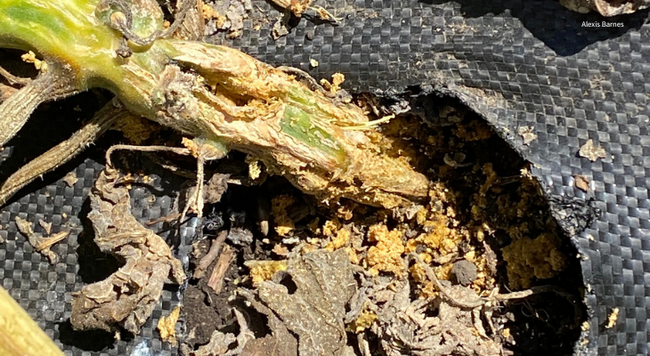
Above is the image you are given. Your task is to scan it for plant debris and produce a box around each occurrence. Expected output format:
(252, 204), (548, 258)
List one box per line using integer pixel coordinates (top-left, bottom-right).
(606, 307), (619, 329)
(15, 216), (69, 263)
(0, 1), (589, 353)
(372, 278), (502, 355)
(62, 171), (78, 187)
(573, 174), (591, 192)
(38, 218), (52, 235)
(174, 99), (587, 356)
(271, 12), (291, 40)
(203, 0), (252, 38)
(268, 0), (341, 21)
(70, 166), (186, 334)
(560, 0), (648, 16)
(242, 249), (357, 356)
(517, 126), (537, 146)
(578, 139), (607, 161)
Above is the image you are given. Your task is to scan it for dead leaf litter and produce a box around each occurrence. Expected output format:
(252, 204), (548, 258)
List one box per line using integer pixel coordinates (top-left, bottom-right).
(15, 216), (69, 263)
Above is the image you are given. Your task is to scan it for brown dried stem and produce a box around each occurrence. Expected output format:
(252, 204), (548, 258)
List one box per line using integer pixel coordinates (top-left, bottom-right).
(0, 65), (31, 86)
(0, 69), (78, 148)
(0, 100), (129, 206)
(194, 230), (228, 279)
(207, 244), (235, 293)
(105, 144), (192, 167)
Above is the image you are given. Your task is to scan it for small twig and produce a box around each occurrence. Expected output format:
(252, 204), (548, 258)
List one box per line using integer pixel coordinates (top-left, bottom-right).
(179, 138), (227, 220)
(409, 253), (581, 312)
(495, 285), (557, 301)
(0, 65), (31, 86)
(194, 230), (227, 279)
(105, 140), (223, 222)
(181, 154), (206, 220)
(15, 217), (69, 264)
(0, 100), (127, 206)
(208, 244), (234, 293)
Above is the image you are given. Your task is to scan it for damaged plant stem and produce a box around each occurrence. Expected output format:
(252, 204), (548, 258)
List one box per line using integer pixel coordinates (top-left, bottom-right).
(0, 0), (429, 209)
(0, 286), (65, 356)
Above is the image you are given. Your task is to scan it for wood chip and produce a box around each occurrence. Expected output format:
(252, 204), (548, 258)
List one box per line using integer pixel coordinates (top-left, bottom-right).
(194, 231), (227, 280)
(208, 245), (235, 293)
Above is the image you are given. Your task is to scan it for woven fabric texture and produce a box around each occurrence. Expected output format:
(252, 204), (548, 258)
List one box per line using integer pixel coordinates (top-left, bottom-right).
(1, 0), (649, 355)
(211, 1), (649, 354)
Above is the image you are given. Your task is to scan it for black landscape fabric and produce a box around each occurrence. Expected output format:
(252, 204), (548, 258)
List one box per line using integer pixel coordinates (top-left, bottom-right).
(1, 0), (649, 355)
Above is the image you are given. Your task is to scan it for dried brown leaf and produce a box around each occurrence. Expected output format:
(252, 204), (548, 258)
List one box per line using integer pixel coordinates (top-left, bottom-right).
(373, 280), (501, 356)
(71, 167), (186, 334)
(517, 126), (537, 145)
(244, 249), (357, 356)
(62, 172), (78, 187)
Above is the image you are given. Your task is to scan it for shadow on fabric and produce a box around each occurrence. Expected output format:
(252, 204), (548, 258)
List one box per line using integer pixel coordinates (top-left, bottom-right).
(420, 0), (649, 56)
